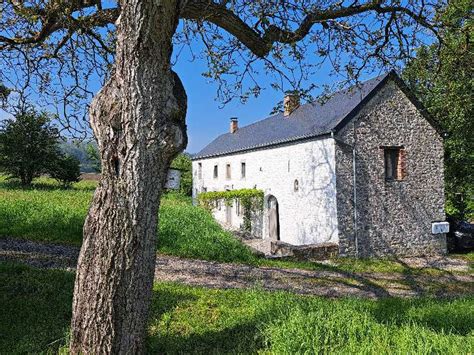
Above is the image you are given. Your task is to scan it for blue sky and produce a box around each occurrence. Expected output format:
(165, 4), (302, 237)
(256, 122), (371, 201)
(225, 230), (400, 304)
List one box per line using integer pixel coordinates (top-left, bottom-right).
(173, 46), (371, 153)
(0, 11), (393, 155)
(0, 1), (436, 155)
(0, 53), (379, 154)
(0, 47), (340, 154)
(174, 52), (383, 154)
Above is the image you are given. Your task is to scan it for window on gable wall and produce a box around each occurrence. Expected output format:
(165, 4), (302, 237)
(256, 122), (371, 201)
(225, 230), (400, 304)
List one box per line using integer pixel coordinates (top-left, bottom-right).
(213, 165), (218, 179)
(241, 162), (246, 179)
(226, 163), (231, 179)
(383, 147), (407, 181)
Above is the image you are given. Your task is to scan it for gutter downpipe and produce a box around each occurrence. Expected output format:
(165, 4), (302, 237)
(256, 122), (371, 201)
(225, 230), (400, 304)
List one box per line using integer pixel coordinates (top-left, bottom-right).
(331, 130), (359, 259)
(352, 134), (358, 259)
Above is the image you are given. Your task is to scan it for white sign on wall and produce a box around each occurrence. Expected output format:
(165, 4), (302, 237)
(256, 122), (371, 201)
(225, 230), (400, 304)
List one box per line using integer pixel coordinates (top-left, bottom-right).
(431, 221), (449, 234)
(165, 169), (181, 190)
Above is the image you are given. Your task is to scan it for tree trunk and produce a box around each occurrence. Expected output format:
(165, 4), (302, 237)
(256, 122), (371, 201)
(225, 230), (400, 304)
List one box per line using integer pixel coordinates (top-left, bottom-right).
(70, 1), (187, 353)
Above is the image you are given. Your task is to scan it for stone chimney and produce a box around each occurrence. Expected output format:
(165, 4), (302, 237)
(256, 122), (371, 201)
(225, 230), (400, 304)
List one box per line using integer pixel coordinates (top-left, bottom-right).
(284, 93), (300, 117)
(230, 117), (238, 133)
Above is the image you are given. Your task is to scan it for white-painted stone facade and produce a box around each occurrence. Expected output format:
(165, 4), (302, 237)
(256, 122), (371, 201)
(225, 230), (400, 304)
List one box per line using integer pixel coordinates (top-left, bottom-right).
(192, 138), (339, 245)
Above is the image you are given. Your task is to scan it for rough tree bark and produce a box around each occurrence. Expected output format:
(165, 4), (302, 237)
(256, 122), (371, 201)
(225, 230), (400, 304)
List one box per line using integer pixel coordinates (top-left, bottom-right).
(70, 1), (187, 353)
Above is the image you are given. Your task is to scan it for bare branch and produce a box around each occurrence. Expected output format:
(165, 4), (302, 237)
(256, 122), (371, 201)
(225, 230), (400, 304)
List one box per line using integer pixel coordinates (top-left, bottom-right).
(181, 0), (439, 58)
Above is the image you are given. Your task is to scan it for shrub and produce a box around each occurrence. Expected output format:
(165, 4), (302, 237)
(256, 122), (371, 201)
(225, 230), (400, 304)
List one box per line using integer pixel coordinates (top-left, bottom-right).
(0, 109), (59, 186)
(49, 155), (81, 187)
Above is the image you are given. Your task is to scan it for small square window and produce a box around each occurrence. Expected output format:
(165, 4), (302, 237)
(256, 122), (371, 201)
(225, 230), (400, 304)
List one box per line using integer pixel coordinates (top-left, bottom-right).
(241, 162), (246, 179)
(226, 163), (231, 179)
(213, 165), (218, 179)
(383, 147), (406, 181)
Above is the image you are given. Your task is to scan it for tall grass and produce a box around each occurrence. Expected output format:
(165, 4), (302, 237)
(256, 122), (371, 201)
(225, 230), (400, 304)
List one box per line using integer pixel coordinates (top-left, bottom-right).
(0, 176), (258, 263)
(0, 181), (92, 245)
(262, 299), (474, 354)
(1, 262), (473, 354)
(1, 176), (472, 273)
(159, 192), (258, 263)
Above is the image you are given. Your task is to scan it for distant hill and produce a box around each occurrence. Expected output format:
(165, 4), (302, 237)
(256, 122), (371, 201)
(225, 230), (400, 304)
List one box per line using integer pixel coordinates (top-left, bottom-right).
(60, 139), (99, 173)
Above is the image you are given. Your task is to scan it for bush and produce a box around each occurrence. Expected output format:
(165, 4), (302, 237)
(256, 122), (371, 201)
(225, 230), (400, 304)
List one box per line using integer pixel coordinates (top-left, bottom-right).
(49, 155), (81, 187)
(0, 110), (59, 186)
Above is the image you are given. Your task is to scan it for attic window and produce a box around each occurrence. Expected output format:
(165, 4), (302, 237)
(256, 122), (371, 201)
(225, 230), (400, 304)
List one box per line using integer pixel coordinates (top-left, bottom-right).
(383, 146), (407, 181)
(213, 165), (218, 179)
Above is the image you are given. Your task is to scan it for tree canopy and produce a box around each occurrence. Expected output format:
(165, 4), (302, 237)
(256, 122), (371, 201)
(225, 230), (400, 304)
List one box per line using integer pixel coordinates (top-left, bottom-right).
(1, 1), (444, 132)
(404, 0), (473, 219)
(0, 109), (58, 185)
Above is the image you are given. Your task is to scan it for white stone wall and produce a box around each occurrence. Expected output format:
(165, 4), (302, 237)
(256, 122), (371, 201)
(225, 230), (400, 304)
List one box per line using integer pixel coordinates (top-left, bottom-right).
(192, 138), (339, 245)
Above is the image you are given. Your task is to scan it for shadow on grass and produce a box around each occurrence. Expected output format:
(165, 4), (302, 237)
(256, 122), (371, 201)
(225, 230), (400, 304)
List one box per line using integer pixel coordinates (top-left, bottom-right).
(149, 319), (264, 354)
(146, 286), (270, 354)
(0, 209), (85, 245)
(1, 261), (472, 354)
(0, 262), (74, 353)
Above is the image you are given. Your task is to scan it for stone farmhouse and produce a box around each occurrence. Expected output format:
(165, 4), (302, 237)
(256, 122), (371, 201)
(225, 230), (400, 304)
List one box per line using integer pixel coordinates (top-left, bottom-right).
(192, 71), (448, 257)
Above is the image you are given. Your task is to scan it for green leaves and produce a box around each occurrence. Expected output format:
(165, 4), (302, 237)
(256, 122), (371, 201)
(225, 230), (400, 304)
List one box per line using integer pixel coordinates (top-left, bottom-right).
(198, 188), (264, 208)
(198, 188), (264, 232)
(0, 109), (60, 186)
(170, 153), (192, 196)
(403, 0), (474, 219)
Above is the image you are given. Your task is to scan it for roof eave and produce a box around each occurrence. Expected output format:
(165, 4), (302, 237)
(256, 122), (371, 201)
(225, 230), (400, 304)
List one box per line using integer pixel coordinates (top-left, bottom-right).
(191, 132), (332, 160)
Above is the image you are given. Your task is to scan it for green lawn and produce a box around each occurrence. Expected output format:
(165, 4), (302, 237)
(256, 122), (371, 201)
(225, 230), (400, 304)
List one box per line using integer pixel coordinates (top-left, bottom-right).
(1, 262), (473, 354)
(0, 176), (472, 274)
(0, 176), (258, 264)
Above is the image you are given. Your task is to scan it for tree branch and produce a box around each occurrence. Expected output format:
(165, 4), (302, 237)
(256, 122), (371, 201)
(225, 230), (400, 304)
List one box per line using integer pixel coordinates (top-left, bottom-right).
(0, 6), (118, 47)
(181, 0), (438, 58)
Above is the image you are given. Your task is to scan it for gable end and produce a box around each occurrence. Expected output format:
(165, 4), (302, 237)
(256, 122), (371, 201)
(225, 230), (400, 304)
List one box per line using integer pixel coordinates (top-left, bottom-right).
(332, 70), (444, 137)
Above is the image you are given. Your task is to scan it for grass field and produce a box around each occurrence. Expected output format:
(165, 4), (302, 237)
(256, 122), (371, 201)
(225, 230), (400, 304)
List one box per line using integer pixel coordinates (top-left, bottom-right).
(0, 176), (258, 264)
(1, 262), (473, 354)
(1, 176), (472, 275)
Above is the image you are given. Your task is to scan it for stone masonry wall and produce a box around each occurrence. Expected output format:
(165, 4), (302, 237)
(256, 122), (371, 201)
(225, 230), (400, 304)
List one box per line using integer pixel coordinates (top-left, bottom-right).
(335, 80), (446, 257)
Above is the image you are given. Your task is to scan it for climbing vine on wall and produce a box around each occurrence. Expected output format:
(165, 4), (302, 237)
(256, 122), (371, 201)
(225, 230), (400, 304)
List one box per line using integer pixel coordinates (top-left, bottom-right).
(198, 188), (264, 232)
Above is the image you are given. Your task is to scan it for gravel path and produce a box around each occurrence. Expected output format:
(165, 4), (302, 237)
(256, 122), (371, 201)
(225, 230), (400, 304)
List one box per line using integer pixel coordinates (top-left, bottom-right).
(1, 238), (472, 299)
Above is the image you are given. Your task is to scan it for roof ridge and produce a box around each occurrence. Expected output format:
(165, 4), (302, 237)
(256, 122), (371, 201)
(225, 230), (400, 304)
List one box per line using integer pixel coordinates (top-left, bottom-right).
(193, 71), (394, 160)
(226, 71), (391, 134)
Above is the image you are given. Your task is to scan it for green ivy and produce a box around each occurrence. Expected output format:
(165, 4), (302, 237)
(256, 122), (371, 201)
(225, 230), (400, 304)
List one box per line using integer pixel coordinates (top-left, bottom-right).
(198, 188), (264, 232)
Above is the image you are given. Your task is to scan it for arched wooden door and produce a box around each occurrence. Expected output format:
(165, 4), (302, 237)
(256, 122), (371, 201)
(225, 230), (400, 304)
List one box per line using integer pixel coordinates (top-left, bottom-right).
(267, 196), (280, 241)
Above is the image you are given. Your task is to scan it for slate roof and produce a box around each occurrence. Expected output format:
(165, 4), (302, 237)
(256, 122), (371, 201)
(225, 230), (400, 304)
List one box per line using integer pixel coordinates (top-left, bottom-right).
(193, 71), (394, 160)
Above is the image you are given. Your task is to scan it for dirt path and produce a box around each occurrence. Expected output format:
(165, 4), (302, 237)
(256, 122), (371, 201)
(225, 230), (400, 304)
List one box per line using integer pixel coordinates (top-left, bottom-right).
(1, 238), (472, 299)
